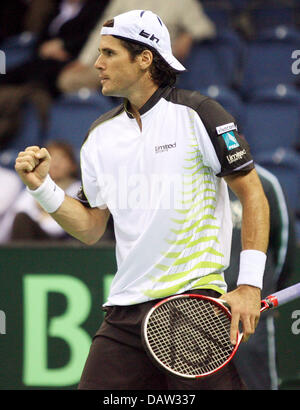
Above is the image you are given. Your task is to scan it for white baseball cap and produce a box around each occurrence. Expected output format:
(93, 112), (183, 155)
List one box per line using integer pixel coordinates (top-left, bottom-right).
(100, 9), (186, 72)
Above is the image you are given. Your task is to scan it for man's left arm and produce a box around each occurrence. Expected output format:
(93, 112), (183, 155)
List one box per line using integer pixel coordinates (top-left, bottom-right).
(223, 168), (270, 344)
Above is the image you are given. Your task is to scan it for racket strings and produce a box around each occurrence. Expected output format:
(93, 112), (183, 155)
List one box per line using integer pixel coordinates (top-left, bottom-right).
(146, 297), (234, 377)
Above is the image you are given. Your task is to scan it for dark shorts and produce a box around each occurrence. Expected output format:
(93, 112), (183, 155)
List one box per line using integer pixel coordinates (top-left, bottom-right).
(78, 289), (247, 390)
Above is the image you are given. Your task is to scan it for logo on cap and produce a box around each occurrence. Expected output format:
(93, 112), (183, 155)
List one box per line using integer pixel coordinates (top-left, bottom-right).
(139, 30), (159, 43)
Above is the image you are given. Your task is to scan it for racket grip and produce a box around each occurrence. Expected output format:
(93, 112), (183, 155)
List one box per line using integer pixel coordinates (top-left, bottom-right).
(266, 283), (300, 308)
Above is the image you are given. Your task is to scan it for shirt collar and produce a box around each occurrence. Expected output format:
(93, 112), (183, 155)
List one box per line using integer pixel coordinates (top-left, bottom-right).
(124, 85), (173, 119)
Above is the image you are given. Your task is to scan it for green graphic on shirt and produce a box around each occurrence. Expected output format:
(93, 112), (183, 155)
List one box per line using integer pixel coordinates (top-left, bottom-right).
(143, 108), (225, 298)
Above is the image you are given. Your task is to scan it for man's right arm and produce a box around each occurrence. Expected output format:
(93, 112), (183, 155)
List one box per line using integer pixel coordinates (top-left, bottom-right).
(50, 196), (110, 245)
(15, 146), (110, 245)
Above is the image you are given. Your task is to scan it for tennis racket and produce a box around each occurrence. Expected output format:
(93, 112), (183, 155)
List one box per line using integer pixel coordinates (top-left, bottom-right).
(142, 283), (300, 379)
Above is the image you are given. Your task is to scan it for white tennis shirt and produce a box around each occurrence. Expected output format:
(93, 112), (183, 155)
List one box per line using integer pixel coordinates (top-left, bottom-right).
(79, 86), (254, 306)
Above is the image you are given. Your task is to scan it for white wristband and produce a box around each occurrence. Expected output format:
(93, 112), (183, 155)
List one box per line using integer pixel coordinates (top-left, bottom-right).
(26, 174), (65, 214)
(237, 250), (267, 289)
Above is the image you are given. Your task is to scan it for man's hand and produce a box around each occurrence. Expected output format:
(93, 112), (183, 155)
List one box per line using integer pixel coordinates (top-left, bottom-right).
(220, 285), (261, 344)
(39, 39), (70, 61)
(15, 146), (51, 190)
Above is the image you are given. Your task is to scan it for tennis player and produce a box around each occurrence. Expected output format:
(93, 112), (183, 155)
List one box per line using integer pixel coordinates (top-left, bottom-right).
(15, 10), (270, 389)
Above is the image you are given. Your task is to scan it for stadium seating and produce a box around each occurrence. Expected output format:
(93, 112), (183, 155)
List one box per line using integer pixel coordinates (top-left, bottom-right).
(16, 102), (42, 149)
(255, 147), (300, 213)
(247, 1), (296, 32)
(44, 90), (116, 153)
(197, 85), (245, 125)
(228, 0), (254, 10)
(0, 99), (42, 169)
(1, 101), (42, 153)
(201, 0), (233, 28)
(178, 29), (243, 90)
(240, 25), (300, 94)
(0, 32), (37, 71)
(0, 148), (19, 170)
(242, 84), (300, 156)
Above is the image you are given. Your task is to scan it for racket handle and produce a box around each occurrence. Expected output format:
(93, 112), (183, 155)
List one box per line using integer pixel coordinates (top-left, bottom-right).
(264, 283), (300, 309)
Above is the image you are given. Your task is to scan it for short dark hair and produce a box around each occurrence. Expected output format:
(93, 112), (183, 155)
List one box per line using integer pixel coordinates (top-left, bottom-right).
(118, 38), (178, 87)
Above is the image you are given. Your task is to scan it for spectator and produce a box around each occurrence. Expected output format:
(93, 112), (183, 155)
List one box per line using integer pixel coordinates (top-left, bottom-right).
(225, 163), (296, 389)
(57, 0), (216, 93)
(0, 0), (107, 96)
(0, 166), (22, 240)
(0, 141), (81, 242)
(0, 0), (54, 43)
(0, 0), (108, 149)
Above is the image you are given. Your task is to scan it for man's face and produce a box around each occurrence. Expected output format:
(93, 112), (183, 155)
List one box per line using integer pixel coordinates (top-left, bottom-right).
(95, 35), (143, 98)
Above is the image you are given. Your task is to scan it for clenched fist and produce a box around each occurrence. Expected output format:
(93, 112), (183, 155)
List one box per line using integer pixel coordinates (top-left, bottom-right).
(15, 146), (51, 190)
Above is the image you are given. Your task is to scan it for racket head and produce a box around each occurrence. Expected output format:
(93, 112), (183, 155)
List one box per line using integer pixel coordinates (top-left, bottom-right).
(142, 293), (242, 379)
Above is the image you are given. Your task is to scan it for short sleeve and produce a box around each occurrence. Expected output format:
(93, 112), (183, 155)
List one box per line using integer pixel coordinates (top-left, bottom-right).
(195, 98), (254, 177)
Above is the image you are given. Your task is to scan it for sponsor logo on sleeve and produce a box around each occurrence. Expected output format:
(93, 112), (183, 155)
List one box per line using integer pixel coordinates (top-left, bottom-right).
(226, 149), (246, 164)
(216, 122), (237, 135)
(222, 131), (240, 151)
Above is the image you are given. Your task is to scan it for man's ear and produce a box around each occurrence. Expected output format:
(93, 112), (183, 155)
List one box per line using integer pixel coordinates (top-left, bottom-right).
(137, 49), (153, 70)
